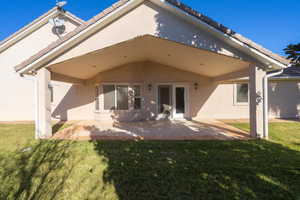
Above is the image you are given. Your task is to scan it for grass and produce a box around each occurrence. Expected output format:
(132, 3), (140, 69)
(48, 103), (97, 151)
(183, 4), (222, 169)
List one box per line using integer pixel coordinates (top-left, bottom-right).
(0, 122), (299, 200)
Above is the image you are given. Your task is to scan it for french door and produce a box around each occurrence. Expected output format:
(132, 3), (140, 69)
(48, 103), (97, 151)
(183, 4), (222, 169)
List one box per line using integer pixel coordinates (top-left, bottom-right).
(173, 86), (187, 119)
(157, 84), (188, 119)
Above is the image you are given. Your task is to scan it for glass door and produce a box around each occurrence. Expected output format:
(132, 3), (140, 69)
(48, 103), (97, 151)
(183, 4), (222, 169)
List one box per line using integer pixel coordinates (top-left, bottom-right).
(157, 85), (172, 119)
(173, 86), (186, 118)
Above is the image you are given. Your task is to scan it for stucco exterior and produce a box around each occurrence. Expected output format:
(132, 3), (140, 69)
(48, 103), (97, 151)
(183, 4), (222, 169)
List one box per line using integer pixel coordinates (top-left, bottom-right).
(46, 62), (299, 122)
(48, 1), (256, 67)
(0, 14), (81, 121)
(0, 1), (296, 126)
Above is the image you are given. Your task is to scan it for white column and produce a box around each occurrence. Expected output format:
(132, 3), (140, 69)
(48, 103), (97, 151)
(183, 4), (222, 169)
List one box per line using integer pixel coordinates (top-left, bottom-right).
(37, 68), (52, 139)
(249, 65), (266, 138)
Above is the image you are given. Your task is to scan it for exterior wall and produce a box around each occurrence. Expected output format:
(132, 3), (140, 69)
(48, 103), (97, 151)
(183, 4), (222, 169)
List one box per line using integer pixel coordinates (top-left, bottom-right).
(92, 61), (211, 121)
(50, 1), (255, 66)
(269, 81), (300, 118)
(206, 81), (300, 119)
(0, 16), (80, 121)
(0, 3), (298, 122)
(51, 81), (95, 121)
(88, 62), (300, 122)
(90, 62), (300, 121)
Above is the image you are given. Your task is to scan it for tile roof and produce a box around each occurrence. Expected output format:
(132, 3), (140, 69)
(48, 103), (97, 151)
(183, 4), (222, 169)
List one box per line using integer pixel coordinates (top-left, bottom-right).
(14, 0), (289, 72)
(274, 66), (300, 77)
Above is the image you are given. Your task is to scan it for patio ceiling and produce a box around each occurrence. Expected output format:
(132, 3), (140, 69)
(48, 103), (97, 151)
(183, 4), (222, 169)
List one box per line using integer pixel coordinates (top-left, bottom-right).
(48, 35), (251, 80)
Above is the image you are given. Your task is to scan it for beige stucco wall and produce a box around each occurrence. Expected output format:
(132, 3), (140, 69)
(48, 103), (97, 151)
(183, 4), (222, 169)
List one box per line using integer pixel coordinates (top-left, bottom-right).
(50, 81), (95, 121)
(0, 2), (297, 122)
(269, 81), (300, 118)
(49, 66), (300, 121)
(92, 61), (212, 121)
(49, 1), (255, 66)
(0, 16), (80, 121)
(57, 61), (296, 122)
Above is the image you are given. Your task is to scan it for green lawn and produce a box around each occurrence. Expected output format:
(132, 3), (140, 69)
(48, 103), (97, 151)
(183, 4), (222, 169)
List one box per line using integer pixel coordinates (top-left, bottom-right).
(0, 122), (300, 200)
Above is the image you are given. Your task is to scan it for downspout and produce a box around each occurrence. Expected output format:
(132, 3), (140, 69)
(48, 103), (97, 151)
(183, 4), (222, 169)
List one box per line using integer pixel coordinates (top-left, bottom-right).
(263, 65), (290, 139)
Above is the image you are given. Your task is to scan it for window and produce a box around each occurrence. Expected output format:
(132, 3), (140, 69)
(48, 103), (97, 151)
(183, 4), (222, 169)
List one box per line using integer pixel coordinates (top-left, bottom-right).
(103, 85), (129, 110)
(116, 85), (129, 110)
(133, 85), (142, 110)
(49, 85), (54, 103)
(95, 86), (100, 111)
(235, 83), (249, 104)
(103, 85), (116, 110)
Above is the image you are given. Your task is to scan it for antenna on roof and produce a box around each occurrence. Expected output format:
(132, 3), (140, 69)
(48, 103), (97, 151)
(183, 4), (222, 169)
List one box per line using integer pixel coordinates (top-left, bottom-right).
(56, 1), (67, 9)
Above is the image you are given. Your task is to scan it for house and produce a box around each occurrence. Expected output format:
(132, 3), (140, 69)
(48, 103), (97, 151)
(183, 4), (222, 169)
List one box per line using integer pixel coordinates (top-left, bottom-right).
(0, 0), (297, 139)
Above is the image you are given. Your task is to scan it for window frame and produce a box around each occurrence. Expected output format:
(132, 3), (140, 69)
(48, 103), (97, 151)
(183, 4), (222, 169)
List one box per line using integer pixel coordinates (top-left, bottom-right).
(234, 83), (249, 106)
(132, 85), (142, 110)
(95, 85), (100, 111)
(116, 85), (129, 110)
(99, 83), (142, 111)
(49, 84), (54, 103)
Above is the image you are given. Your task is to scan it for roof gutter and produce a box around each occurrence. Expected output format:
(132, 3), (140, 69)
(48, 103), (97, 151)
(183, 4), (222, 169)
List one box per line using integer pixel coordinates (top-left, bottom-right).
(263, 64), (292, 139)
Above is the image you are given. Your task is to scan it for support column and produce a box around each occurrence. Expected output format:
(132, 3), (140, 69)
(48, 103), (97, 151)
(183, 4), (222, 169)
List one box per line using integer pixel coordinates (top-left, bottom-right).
(37, 68), (52, 139)
(249, 65), (266, 138)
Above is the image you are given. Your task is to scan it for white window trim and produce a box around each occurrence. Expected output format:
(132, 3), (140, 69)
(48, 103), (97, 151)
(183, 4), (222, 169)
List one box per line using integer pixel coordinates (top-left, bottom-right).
(94, 85), (100, 112)
(95, 83), (142, 112)
(132, 84), (142, 110)
(155, 82), (190, 119)
(233, 83), (249, 106)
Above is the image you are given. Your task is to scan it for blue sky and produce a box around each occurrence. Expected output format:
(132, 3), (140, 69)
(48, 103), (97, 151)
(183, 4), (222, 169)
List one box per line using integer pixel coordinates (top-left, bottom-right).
(0, 0), (299, 56)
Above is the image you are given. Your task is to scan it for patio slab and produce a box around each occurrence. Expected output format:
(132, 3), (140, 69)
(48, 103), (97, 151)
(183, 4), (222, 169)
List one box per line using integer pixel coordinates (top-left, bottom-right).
(52, 119), (250, 141)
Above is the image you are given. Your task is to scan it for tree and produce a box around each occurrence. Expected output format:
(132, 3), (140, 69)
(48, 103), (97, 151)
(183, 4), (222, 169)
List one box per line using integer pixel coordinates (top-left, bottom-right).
(284, 43), (300, 67)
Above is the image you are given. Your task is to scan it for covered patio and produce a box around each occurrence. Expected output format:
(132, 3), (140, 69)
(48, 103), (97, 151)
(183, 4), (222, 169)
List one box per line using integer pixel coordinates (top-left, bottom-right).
(13, 0), (288, 140)
(52, 119), (250, 141)
(20, 35), (283, 140)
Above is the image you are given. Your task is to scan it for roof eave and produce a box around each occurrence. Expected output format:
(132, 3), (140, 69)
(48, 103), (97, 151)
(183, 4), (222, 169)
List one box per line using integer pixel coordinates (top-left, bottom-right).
(154, 0), (288, 69)
(15, 0), (289, 74)
(15, 0), (143, 74)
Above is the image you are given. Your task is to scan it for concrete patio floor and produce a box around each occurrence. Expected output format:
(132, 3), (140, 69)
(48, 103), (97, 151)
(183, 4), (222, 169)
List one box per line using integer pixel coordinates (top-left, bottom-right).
(52, 119), (250, 141)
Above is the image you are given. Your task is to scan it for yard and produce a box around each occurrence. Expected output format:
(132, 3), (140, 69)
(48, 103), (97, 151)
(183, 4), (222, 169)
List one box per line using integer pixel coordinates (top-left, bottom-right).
(0, 122), (299, 200)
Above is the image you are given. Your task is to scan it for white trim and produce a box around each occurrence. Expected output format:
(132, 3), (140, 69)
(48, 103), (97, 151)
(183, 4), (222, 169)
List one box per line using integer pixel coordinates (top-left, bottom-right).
(263, 69), (284, 139)
(94, 85), (100, 112)
(18, 0), (286, 74)
(132, 84), (143, 110)
(64, 11), (86, 25)
(233, 83), (249, 106)
(156, 83), (172, 119)
(18, 0), (143, 74)
(99, 82), (143, 112)
(172, 84), (189, 119)
(156, 83), (190, 120)
(0, 9), (83, 53)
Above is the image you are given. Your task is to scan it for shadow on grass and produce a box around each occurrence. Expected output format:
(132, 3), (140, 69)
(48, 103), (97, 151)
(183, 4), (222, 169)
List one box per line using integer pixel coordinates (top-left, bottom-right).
(0, 140), (76, 200)
(91, 139), (300, 200)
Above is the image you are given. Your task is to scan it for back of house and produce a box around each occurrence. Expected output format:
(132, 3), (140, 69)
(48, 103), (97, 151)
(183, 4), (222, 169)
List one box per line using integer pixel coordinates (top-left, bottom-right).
(0, 0), (299, 125)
